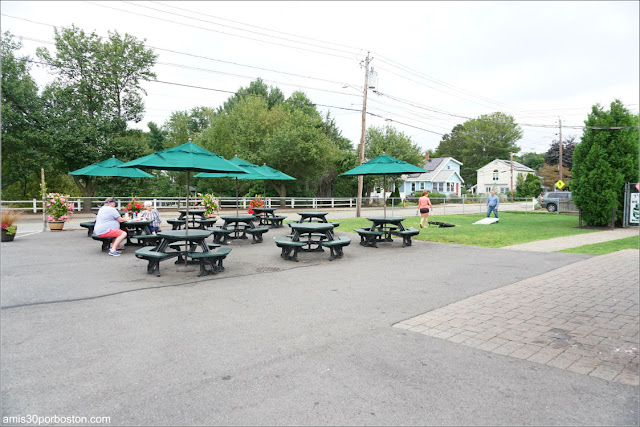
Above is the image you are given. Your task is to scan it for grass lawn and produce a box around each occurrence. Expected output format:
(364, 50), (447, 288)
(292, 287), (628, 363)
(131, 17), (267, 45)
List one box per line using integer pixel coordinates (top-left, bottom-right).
(556, 236), (639, 255)
(333, 212), (601, 248)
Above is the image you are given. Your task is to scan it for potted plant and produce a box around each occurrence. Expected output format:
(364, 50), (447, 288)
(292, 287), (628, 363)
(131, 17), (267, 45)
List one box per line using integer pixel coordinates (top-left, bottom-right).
(198, 193), (219, 218)
(45, 193), (74, 231)
(248, 195), (264, 214)
(1, 209), (23, 242)
(123, 197), (144, 218)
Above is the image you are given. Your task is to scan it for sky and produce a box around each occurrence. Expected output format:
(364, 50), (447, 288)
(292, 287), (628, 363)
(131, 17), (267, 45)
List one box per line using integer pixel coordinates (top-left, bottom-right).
(2, 1), (639, 157)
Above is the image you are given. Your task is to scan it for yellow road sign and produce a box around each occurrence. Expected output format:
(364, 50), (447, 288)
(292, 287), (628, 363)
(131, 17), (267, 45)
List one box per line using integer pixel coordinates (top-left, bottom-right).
(555, 180), (565, 189)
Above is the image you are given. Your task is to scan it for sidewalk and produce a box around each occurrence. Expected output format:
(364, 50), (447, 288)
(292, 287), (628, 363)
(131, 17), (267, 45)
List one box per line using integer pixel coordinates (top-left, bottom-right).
(395, 249), (639, 386)
(502, 227), (639, 252)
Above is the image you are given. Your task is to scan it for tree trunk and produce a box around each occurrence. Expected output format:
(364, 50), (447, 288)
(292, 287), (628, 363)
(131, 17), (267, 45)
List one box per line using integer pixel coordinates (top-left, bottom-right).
(72, 176), (98, 212)
(271, 181), (287, 207)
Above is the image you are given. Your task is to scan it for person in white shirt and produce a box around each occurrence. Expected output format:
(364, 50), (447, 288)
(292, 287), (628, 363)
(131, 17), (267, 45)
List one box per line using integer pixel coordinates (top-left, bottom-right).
(94, 197), (128, 256)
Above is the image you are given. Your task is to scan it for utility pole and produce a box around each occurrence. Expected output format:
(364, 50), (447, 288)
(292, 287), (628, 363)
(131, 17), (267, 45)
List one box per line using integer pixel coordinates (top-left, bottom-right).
(355, 52), (371, 218)
(510, 152), (514, 202)
(558, 118), (563, 183)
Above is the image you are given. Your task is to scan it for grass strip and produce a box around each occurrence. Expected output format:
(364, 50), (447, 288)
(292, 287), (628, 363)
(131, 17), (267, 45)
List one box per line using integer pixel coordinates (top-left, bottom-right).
(556, 236), (639, 255)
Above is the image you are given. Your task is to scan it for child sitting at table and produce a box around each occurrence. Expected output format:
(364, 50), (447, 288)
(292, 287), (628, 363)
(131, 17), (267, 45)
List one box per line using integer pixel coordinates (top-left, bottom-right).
(140, 201), (163, 234)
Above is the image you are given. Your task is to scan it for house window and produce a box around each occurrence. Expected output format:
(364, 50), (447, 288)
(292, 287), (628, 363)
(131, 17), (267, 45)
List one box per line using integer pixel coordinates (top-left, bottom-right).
(419, 182), (424, 190)
(411, 183), (416, 192)
(492, 170), (499, 181)
(485, 186), (493, 193)
(446, 182), (456, 192)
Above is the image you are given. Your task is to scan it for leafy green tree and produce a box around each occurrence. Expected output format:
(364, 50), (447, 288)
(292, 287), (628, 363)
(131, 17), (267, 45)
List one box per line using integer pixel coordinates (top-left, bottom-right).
(514, 173), (543, 198)
(363, 125), (424, 195)
(218, 78), (284, 113)
(538, 163), (571, 189)
(515, 152), (545, 171)
(1, 32), (51, 199)
(572, 100), (639, 225)
(436, 112), (523, 187)
(35, 25), (157, 199)
(261, 108), (339, 199)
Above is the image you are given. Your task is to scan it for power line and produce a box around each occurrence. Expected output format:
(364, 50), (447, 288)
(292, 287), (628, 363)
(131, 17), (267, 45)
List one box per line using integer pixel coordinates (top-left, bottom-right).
(3, 16), (361, 89)
(124, 0), (362, 57)
(82, 1), (357, 60)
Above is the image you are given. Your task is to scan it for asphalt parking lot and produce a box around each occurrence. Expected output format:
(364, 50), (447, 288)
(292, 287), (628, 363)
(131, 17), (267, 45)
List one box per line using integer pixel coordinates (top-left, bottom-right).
(1, 226), (638, 426)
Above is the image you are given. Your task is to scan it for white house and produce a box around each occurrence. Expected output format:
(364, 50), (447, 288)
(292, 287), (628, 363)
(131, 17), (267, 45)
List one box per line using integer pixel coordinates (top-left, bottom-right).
(473, 158), (536, 194)
(397, 156), (464, 197)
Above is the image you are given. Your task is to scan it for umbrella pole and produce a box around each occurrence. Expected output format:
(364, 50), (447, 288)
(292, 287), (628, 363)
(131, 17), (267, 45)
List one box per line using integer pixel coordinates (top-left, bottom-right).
(383, 174), (387, 218)
(178, 171), (195, 272)
(112, 177), (115, 198)
(235, 177), (239, 217)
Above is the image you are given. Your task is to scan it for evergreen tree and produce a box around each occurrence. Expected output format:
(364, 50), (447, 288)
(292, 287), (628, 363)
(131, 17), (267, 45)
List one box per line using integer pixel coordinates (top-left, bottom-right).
(572, 100), (639, 225)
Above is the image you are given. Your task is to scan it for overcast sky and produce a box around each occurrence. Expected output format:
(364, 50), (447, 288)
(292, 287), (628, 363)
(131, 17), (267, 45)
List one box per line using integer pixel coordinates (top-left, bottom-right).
(2, 1), (639, 156)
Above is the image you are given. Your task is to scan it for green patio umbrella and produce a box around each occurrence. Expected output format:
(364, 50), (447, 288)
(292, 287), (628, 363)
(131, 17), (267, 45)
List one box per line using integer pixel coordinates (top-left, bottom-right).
(119, 140), (246, 235)
(195, 156), (270, 216)
(69, 156), (154, 197)
(341, 154), (427, 217)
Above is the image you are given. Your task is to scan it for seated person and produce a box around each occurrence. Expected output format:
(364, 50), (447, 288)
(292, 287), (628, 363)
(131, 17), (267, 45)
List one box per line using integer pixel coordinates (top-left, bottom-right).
(139, 201), (163, 234)
(94, 197), (127, 256)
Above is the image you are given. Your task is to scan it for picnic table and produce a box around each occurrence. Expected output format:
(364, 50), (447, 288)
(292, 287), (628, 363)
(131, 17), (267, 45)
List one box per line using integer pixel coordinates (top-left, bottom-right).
(120, 219), (152, 246)
(134, 229), (231, 277)
(178, 209), (207, 227)
(296, 211), (330, 223)
(355, 217), (419, 248)
(214, 215), (268, 244)
(276, 222), (350, 261)
(251, 207), (286, 228)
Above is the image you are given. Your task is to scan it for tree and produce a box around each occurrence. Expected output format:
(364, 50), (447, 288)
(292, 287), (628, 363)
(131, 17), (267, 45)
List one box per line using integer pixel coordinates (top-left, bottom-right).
(572, 100), (639, 226)
(514, 173), (543, 198)
(146, 121), (166, 151)
(364, 125), (424, 196)
(538, 163), (571, 189)
(217, 78), (284, 113)
(35, 25), (157, 198)
(435, 112), (523, 187)
(1, 32), (50, 199)
(544, 135), (578, 169)
(515, 152), (545, 171)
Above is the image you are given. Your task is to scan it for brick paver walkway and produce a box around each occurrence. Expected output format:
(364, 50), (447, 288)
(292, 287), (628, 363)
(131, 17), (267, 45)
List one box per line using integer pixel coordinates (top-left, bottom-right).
(502, 228), (638, 252)
(394, 249), (639, 386)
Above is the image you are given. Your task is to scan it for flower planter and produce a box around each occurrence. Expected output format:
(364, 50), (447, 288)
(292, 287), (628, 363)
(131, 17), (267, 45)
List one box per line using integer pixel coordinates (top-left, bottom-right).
(48, 221), (65, 231)
(1, 228), (16, 242)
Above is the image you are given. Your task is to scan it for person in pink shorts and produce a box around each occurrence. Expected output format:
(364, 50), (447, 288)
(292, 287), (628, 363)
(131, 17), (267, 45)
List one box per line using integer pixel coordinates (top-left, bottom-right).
(94, 197), (128, 256)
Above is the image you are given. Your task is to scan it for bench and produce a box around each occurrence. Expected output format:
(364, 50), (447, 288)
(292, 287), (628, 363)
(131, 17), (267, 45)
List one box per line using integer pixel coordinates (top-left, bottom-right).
(392, 227), (420, 247)
(196, 218), (217, 229)
(244, 227), (269, 243)
(80, 221), (95, 237)
(329, 221), (340, 228)
(167, 219), (186, 230)
(321, 237), (351, 260)
(187, 247), (232, 277)
(134, 246), (180, 276)
(354, 228), (384, 248)
(91, 233), (114, 252)
(135, 234), (161, 246)
(274, 238), (307, 262)
(212, 228), (234, 244)
(260, 216), (287, 228)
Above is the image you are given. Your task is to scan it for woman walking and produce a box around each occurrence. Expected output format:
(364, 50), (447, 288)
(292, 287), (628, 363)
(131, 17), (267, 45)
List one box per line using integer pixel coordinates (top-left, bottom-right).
(418, 190), (432, 228)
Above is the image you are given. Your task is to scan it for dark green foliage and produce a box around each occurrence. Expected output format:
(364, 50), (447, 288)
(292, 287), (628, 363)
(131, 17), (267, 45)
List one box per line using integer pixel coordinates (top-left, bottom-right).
(514, 174), (543, 198)
(572, 100), (639, 226)
(515, 152), (545, 171)
(435, 112), (523, 187)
